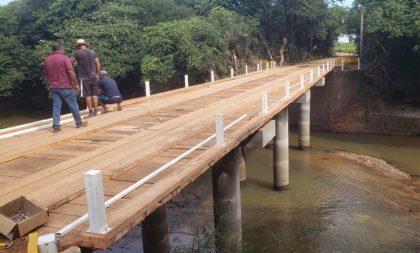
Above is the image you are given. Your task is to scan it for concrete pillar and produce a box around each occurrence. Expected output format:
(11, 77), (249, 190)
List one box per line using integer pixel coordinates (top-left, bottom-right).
(239, 146), (247, 182)
(298, 92), (311, 150)
(273, 109), (289, 191)
(141, 205), (169, 253)
(212, 147), (242, 251)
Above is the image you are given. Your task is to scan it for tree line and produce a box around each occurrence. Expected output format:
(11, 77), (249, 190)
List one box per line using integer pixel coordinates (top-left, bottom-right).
(347, 0), (419, 104)
(0, 0), (346, 106)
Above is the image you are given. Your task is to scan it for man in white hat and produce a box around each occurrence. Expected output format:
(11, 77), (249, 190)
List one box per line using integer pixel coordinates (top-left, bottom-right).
(72, 39), (101, 117)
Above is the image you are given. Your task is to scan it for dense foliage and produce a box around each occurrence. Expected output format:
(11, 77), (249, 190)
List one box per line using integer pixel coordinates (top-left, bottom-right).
(348, 0), (420, 104)
(0, 0), (345, 102)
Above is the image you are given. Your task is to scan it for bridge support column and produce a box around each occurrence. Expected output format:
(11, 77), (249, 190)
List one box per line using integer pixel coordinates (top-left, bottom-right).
(297, 91), (311, 150)
(239, 146), (247, 182)
(141, 204), (169, 253)
(273, 108), (289, 191)
(212, 146), (242, 252)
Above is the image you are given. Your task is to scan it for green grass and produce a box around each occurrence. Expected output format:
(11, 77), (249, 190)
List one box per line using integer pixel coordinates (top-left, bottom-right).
(334, 42), (357, 53)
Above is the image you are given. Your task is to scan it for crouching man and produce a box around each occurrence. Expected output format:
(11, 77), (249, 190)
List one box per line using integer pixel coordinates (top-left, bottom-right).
(97, 70), (123, 113)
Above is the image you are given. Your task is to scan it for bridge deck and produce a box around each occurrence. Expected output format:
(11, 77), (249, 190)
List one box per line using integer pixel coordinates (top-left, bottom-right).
(0, 59), (334, 250)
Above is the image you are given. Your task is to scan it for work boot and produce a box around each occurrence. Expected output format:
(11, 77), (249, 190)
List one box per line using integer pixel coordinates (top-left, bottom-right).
(52, 127), (61, 133)
(77, 121), (88, 128)
(94, 110), (98, 116)
(88, 109), (94, 117)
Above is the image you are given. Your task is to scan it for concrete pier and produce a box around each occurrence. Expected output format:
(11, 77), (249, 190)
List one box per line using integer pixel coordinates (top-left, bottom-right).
(141, 205), (169, 253)
(239, 146), (247, 182)
(212, 147), (243, 251)
(273, 109), (289, 191)
(297, 91), (311, 150)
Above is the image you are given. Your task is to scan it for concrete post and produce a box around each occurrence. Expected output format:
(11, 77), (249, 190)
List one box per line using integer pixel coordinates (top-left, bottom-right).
(211, 70), (215, 83)
(230, 68), (234, 78)
(141, 205), (169, 253)
(84, 170), (108, 234)
(300, 74), (304, 88)
(239, 146), (247, 182)
(145, 81), (151, 97)
(317, 66), (321, 77)
(216, 113), (225, 147)
(245, 65), (248, 74)
(212, 147), (243, 252)
(184, 74), (189, 88)
(273, 109), (289, 191)
(261, 91), (268, 114)
(298, 91), (311, 150)
(257, 64), (260, 72)
(266, 62), (269, 70)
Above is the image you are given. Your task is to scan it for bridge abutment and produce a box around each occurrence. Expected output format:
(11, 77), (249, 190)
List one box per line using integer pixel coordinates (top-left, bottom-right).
(212, 146), (243, 252)
(273, 108), (289, 191)
(141, 204), (169, 253)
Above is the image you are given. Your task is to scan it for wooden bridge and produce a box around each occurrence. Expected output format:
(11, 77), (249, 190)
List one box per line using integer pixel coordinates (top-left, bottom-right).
(0, 59), (339, 252)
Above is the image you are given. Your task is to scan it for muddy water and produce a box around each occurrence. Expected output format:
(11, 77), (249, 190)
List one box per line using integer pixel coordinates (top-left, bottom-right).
(99, 131), (420, 253)
(0, 109), (49, 129)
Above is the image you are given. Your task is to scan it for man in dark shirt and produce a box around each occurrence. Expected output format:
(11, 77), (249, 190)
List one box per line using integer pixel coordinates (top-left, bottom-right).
(44, 43), (87, 132)
(72, 39), (101, 117)
(97, 70), (123, 113)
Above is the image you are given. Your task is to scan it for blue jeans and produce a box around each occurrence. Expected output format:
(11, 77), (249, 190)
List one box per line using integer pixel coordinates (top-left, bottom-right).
(50, 88), (82, 128)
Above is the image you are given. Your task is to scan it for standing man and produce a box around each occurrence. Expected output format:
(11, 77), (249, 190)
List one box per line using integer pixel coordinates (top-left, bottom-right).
(72, 39), (101, 117)
(97, 70), (123, 113)
(44, 43), (87, 132)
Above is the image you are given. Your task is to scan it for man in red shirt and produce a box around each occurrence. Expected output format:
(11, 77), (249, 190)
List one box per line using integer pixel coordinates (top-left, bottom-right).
(44, 43), (87, 132)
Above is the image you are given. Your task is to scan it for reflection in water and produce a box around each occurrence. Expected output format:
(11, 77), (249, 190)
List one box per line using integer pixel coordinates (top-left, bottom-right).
(99, 132), (420, 253)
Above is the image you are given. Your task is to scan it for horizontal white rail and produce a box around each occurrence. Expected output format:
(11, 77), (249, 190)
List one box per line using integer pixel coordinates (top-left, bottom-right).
(56, 113), (248, 237)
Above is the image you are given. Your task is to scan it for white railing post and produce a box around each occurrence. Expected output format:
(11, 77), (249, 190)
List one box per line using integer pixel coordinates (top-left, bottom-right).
(215, 113), (225, 147)
(145, 81), (151, 97)
(341, 59), (344, 71)
(184, 74), (189, 88)
(257, 64), (260, 72)
(358, 58), (361, 70)
(317, 66), (321, 77)
(245, 65), (248, 74)
(300, 74), (304, 88)
(266, 62), (269, 70)
(85, 170), (108, 234)
(327, 61), (330, 70)
(211, 70), (215, 82)
(274, 61), (276, 68)
(262, 91), (268, 114)
(230, 68), (234, 78)
(322, 64), (325, 73)
(38, 234), (58, 253)
(310, 70), (314, 82)
(285, 80), (290, 98)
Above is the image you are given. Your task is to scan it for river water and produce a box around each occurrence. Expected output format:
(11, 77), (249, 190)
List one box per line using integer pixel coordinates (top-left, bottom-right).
(99, 131), (420, 253)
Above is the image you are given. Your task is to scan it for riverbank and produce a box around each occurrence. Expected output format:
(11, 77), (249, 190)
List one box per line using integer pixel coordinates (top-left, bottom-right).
(323, 98), (420, 136)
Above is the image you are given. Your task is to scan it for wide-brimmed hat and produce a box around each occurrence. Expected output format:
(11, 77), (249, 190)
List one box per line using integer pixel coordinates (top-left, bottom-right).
(75, 39), (88, 47)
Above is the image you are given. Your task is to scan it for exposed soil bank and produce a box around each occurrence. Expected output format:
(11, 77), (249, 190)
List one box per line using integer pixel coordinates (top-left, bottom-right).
(328, 99), (420, 136)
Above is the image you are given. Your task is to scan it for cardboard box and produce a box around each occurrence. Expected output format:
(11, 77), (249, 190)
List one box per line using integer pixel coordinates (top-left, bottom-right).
(0, 196), (48, 239)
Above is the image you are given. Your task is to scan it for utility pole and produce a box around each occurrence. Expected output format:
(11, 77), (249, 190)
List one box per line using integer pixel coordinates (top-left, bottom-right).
(360, 6), (364, 68)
